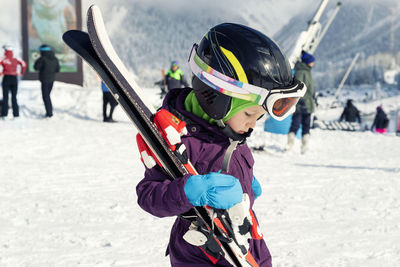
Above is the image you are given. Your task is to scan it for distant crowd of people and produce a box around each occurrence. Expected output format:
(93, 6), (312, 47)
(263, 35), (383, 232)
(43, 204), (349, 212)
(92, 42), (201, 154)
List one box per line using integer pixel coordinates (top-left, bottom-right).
(0, 43), (118, 123)
(0, 44), (59, 119)
(283, 50), (395, 155)
(1, 44), (396, 137)
(339, 99), (390, 134)
(0, 44), (191, 123)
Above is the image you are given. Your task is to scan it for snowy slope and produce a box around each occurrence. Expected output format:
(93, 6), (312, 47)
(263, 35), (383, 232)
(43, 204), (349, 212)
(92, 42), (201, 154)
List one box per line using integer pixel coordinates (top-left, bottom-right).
(1, 81), (400, 266)
(1, 1), (400, 266)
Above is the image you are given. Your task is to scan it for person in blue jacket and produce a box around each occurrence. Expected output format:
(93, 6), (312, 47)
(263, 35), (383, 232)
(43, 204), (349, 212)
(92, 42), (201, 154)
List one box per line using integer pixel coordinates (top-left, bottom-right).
(101, 81), (118, 122)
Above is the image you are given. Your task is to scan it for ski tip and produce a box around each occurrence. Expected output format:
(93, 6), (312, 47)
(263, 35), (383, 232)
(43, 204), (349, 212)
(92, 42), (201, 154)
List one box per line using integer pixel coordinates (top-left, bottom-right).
(87, 4), (104, 32)
(88, 4), (99, 12)
(88, 4), (101, 18)
(87, 4), (97, 21)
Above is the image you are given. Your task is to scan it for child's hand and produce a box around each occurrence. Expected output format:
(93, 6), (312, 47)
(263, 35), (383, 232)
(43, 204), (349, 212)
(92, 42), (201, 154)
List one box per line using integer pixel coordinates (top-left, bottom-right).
(252, 176), (262, 200)
(184, 172), (243, 209)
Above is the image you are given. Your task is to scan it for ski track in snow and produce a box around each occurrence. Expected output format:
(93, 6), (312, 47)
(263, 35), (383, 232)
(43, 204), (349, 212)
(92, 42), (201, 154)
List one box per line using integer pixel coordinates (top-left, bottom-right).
(1, 81), (400, 267)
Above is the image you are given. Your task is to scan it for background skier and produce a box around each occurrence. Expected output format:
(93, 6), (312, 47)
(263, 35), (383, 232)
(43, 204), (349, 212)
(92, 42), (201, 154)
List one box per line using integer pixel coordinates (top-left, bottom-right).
(101, 81), (118, 122)
(0, 45), (26, 119)
(339, 99), (361, 123)
(286, 50), (316, 154)
(163, 60), (189, 91)
(371, 105), (389, 134)
(34, 44), (60, 118)
(136, 23), (306, 266)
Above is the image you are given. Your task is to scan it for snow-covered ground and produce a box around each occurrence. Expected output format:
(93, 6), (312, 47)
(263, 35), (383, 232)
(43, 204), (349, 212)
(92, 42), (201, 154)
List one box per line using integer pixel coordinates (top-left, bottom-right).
(1, 81), (400, 267)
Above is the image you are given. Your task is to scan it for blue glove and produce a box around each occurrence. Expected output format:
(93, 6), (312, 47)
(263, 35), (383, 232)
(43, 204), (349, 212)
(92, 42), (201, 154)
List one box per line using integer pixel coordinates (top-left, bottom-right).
(184, 172), (243, 209)
(252, 176), (262, 200)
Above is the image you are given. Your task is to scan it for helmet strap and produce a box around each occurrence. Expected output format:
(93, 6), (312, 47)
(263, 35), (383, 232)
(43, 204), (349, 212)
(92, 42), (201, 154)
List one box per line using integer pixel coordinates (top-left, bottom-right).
(217, 118), (253, 173)
(216, 119), (252, 143)
(221, 140), (239, 173)
(216, 119), (225, 128)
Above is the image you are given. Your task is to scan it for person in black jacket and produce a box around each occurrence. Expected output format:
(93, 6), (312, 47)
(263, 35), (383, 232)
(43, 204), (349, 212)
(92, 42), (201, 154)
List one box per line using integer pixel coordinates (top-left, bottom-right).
(371, 105), (389, 134)
(34, 44), (60, 118)
(339, 99), (361, 123)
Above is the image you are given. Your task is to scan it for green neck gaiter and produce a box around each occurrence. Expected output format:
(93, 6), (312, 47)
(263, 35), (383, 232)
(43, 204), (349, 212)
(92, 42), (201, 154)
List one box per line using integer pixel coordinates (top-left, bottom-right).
(184, 91), (258, 125)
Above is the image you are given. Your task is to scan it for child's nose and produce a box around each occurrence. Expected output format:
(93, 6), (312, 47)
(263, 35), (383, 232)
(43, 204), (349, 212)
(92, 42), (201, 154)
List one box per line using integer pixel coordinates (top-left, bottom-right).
(247, 119), (257, 129)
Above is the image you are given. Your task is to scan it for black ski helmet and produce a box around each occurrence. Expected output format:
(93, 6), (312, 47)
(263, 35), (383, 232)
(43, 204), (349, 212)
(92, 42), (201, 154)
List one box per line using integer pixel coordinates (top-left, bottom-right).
(190, 23), (295, 120)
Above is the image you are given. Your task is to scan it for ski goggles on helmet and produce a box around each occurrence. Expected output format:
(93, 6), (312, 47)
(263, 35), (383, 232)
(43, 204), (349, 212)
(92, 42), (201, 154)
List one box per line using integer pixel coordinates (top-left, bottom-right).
(188, 44), (307, 121)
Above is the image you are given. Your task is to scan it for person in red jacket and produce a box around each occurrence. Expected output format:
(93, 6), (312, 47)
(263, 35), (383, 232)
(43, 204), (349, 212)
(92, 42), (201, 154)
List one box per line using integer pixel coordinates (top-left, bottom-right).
(0, 45), (26, 118)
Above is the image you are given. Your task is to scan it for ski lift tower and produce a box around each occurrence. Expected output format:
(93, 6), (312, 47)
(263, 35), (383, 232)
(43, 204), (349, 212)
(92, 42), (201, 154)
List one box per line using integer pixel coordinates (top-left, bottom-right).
(289, 0), (342, 68)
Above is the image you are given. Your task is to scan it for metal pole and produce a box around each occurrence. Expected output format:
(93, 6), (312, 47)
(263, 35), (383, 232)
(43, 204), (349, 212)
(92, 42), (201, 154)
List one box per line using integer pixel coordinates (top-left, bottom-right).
(289, 0), (340, 66)
(330, 53), (360, 107)
(309, 0), (330, 24)
(311, 2), (342, 54)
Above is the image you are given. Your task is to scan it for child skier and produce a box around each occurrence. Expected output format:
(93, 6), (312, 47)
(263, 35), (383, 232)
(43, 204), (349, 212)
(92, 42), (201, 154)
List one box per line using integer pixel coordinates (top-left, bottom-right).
(136, 23), (306, 266)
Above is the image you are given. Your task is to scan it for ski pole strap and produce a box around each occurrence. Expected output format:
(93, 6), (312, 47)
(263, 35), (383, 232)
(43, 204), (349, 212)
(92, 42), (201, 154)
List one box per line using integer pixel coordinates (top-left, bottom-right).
(221, 140), (239, 173)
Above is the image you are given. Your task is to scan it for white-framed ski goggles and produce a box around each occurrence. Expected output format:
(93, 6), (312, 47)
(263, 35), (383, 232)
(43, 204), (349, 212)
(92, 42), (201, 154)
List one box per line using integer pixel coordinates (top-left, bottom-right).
(188, 44), (307, 121)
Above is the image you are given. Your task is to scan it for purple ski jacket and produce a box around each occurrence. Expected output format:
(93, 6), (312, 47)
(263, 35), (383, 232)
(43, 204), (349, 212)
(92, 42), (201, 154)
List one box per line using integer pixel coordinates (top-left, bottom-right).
(136, 88), (272, 266)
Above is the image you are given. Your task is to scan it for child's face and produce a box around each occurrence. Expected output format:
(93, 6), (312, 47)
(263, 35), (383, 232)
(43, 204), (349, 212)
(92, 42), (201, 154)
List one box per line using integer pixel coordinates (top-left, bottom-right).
(225, 105), (266, 134)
